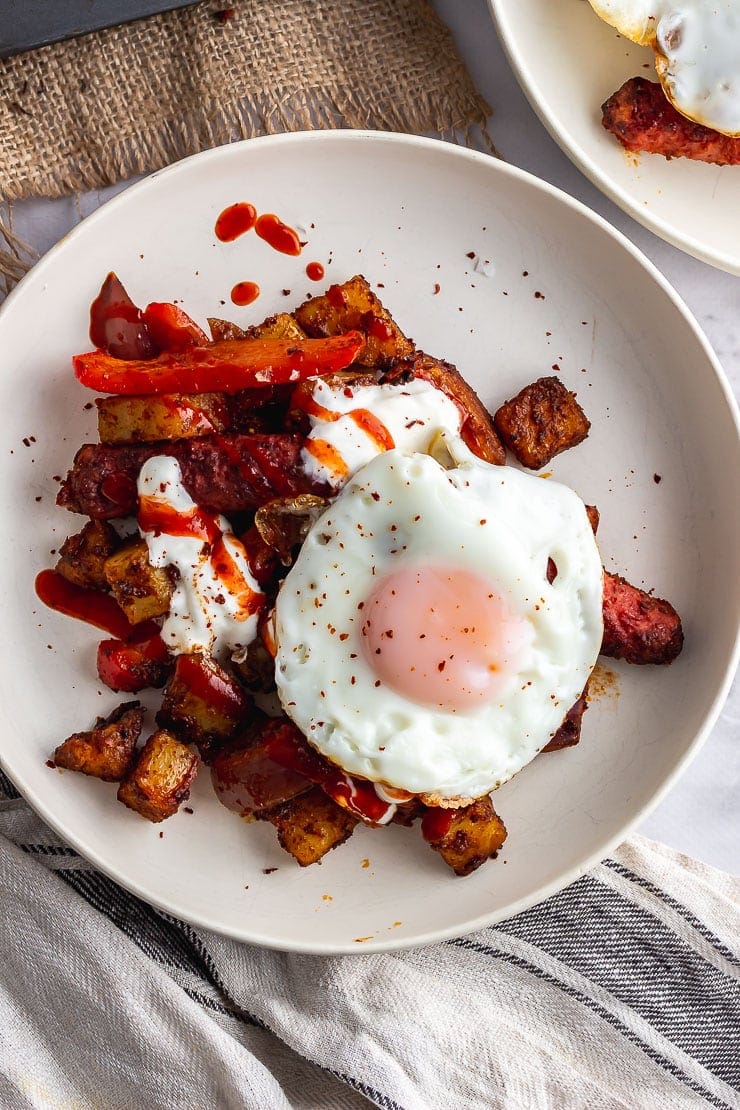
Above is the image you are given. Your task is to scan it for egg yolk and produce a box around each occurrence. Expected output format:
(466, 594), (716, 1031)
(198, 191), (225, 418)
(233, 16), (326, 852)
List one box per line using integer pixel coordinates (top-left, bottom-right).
(361, 564), (529, 710)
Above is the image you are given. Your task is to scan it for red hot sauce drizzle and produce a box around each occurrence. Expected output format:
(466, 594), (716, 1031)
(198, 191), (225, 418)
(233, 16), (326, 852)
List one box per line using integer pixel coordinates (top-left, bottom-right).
(420, 806), (456, 843)
(230, 281), (260, 306)
(215, 202), (257, 242)
(306, 261), (325, 281)
(268, 725), (396, 826)
(255, 213), (302, 256)
(35, 569), (159, 643)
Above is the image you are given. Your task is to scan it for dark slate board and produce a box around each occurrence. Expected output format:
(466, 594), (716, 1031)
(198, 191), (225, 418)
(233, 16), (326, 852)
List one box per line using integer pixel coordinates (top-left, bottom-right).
(0, 0), (199, 58)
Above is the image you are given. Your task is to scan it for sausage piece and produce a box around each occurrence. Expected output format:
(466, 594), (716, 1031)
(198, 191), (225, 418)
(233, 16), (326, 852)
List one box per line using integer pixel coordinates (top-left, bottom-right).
(602, 77), (740, 165)
(57, 433), (325, 518)
(602, 571), (683, 665)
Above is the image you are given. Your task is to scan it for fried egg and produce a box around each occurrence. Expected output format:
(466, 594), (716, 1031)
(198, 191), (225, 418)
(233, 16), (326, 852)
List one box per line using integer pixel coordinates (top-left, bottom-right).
(273, 435), (603, 804)
(589, 0), (740, 136)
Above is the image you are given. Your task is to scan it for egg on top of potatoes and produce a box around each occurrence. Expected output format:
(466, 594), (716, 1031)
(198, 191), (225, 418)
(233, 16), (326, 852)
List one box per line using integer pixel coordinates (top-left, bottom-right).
(273, 434), (603, 807)
(588, 0), (740, 137)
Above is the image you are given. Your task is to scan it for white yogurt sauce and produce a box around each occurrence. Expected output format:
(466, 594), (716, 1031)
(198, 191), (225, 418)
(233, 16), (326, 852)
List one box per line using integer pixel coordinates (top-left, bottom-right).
(299, 377), (463, 488)
(137, 456), (263, 660)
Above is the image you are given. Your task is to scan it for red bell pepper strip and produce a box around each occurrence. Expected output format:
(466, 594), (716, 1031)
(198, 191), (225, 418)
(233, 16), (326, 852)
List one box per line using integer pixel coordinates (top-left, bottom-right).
(142, 302), (209, 353)
(72, 332), (365, 396)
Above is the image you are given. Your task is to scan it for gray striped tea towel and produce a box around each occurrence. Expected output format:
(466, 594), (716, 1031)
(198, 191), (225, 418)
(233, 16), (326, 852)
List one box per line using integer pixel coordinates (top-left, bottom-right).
(0, 767), (738, 1110)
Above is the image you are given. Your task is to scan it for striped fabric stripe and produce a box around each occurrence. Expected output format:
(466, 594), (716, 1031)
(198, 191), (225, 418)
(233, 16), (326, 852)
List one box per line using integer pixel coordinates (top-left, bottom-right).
(2, 775), (738, 1108)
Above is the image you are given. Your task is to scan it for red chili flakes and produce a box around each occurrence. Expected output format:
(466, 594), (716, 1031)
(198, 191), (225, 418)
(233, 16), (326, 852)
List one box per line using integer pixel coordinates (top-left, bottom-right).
(433, 283), (440, 295)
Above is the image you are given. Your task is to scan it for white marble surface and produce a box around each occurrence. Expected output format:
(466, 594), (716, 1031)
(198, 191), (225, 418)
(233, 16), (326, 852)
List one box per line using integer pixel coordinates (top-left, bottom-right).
(7, 0), (738, 872)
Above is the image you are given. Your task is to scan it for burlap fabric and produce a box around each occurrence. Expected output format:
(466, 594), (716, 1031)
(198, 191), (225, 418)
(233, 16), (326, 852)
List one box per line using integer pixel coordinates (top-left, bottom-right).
(0, 0), (492, 291)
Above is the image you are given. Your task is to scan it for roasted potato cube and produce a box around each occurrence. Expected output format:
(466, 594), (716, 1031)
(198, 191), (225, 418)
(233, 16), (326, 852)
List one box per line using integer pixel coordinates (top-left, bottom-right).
(104, 539), (173, 624)
(55, 520), (119, 590)
(208, 317), (247, 342)
(423, 796), (507, 876)
(541, 684), (589, 753)
(247, 313), (308, 342)
(53, 701), (144, 781)
(117, 729), (198, 822)
(263, 787), (358, 866)
(157, 652), (252, 758)
(97, 393), (230, 444)
(294, 275), (414, 368)
(408, 351), (505, 466)
(493, 376), (591, 470)
(208, 313), (307, 343)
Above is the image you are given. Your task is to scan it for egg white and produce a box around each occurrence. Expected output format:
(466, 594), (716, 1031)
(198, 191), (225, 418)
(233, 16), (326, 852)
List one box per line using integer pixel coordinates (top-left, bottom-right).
(273, 439), (604, 802)
(589, 0), (740, 136)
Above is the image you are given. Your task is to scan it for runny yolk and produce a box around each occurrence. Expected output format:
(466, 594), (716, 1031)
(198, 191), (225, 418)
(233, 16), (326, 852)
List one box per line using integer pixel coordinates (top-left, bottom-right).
(361, 564), (529, 711)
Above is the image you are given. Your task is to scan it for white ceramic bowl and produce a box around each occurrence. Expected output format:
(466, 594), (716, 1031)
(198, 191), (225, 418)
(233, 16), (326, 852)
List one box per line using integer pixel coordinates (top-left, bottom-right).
(489, 0), (740, 274)
(1, 132), (738, 952)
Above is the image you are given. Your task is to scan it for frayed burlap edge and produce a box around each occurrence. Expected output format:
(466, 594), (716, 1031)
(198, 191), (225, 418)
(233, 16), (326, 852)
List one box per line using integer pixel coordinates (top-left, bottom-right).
(0, 206), (37, 299)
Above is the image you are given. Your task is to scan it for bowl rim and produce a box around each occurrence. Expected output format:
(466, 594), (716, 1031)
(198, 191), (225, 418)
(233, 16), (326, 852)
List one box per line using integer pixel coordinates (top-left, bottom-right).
(1, 129), (739, 953)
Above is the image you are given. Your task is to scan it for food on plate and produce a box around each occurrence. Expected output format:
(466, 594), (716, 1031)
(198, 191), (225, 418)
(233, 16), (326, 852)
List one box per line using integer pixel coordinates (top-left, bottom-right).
(588, 1), (740, 162)
(54, 702), (145, 781)
(55, 520), (119, 590)
(38, 272), (684, 874)
(493, 375), (591, 470)
(601, 572), (684, 665)
(117, 729), (199, 822)
(602, 78), (740, 165)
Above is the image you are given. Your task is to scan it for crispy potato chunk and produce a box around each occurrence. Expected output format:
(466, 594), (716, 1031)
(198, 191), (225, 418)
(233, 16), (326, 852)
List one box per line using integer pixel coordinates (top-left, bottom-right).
(264, 787), (358, 866)
(248, 313), (308, 342)
(494, 376), (590, 470)
(424, 796), (507, 876)
(55, 520), (119, 590)
(117, 729), (198, 822)
(53, 701), (144, 782)
(103, 539), (173, 624)
(208, 313), (307, 343)
(157, 653), (252, 759)
(294, 275), (414, 368)
(409, 352), (505, 465)
(97, 393), (230, 444)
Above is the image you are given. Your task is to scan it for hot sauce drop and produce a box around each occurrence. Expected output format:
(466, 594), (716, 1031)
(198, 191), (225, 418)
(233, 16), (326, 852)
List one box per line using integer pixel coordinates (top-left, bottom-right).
(255, 213), (302, 256)
(35, 569), (140, 640)
(215, 202), (257, 242)
(306, 261), (325, 281)
(230, 281), (260, 306)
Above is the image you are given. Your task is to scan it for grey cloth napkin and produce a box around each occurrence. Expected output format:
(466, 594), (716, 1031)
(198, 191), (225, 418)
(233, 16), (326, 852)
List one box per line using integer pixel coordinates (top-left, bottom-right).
(1, 769), (738, 1109)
